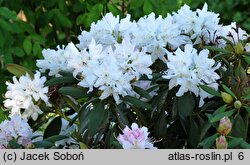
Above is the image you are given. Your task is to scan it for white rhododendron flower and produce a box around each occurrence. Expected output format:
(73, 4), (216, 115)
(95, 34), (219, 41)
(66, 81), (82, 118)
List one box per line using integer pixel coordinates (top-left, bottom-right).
(131, 13), (189, 62)
(77, 12), (136, 50)
(173, 3), (220, 44)
(219, 22), (248, 44)
(4, 71), (50, 120)
(69, 38), (153, 104)
(37, 42), (79, 77)
(163, 44), (221, 107)
(0, 115), (33, 149)
(173, 4), (198, 34)
(117, 123), (156, 149)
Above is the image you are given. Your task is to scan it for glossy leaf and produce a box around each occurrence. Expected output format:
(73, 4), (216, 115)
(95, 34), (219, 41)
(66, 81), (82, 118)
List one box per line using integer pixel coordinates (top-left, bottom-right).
(222, 84), (237, 99)
(209, 109), (235, 123)
(43, 116), (62, 139)
(59, 86), (88, 98)
(45, 76), (78, 86)
(88, 102), (109, 136)
(124, 95), (152, 110)
(177, 93), (195, 118)
(200, 85), (221, 97)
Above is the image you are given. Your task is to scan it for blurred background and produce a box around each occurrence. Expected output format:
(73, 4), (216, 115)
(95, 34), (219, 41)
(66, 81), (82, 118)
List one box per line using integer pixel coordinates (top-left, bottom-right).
(0, 0), (249, 105)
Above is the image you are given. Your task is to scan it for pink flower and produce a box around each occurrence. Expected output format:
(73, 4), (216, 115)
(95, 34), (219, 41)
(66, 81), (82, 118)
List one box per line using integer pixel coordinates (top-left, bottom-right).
(117, 123), (156, 149)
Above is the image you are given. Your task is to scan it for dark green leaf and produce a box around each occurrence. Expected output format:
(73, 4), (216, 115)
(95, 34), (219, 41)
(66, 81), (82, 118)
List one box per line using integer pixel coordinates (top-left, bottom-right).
(231, 114), (246, 139)
(44, 135), (69, 143)
(213, 53), (232, 60)
(212, 105), (227, 116)
(43, 116), (62, 139)
(88, 102), (109, 136)
(222, 84), (237, 99)
(63, 96), (80, 112)
(59, 86), (88, 98)
(8, 140), (22, 149)
(200, 122), (212, 141)
(177, 93), (195, 118)
(78, 105), (91, 134)
(188, 118), (200, 147)
(33, 140), (54, 149)
(204, 46), (231, 54)
(239, 141), (250, 149)
(124, 95), (152, 110)
(198, 133), (218, 149)
(200, 85), (221, 97)
(235, 62), (247, 79)
(114, 104), (129, 129)
(133, 86), (152, 99)
(209, 109), (235, 123)
(45, 76), (78, 86)
(155, 111), (167, 137)
(228, 137), (243, 148)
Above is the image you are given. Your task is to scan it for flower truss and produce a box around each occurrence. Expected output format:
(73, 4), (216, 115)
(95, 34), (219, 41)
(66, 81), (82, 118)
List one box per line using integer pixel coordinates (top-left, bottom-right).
(1, 3), (250, 149)
(67, 38), (152, 104)
(0, 115), (33, 149)
(4, 71), (50, 120)
(162, 44), (221, 107)
(117, 123), (156, 149)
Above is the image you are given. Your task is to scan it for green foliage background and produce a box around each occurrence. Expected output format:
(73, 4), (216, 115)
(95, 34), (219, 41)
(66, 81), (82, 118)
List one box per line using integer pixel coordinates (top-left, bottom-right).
(0, 0), (249, 105)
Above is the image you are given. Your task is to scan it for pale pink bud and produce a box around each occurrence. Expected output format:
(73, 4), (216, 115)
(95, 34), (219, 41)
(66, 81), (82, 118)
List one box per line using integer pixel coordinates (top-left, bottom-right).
(217, 117), (232, 136)
(216, 135), (228, 149)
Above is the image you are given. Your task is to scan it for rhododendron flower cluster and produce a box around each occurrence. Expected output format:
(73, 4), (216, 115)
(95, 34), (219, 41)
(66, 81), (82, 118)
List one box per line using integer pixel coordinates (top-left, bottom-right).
(38, 36), (153, 104)
(36, 43), (79, 77)
(0, 115), (33, 149)
(163, 44), (221, 107)
(77, 3), (248, 62)
(4, 71), (50, 120)
(117, 123), (156, 149)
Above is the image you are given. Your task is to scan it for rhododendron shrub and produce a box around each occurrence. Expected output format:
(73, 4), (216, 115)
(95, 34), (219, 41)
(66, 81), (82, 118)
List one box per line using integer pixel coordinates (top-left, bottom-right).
(1, 3), (250, 149)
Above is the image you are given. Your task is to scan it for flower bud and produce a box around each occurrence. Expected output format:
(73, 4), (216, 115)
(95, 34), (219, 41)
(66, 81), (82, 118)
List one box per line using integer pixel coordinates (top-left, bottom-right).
(217, 117), (232, 136)
(235, 42), (244, 55)
(221, 92), (234, 104)
(234, 100), (242, 109)
(216, 135), (228, 149)
(247, 67), (250, 75)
